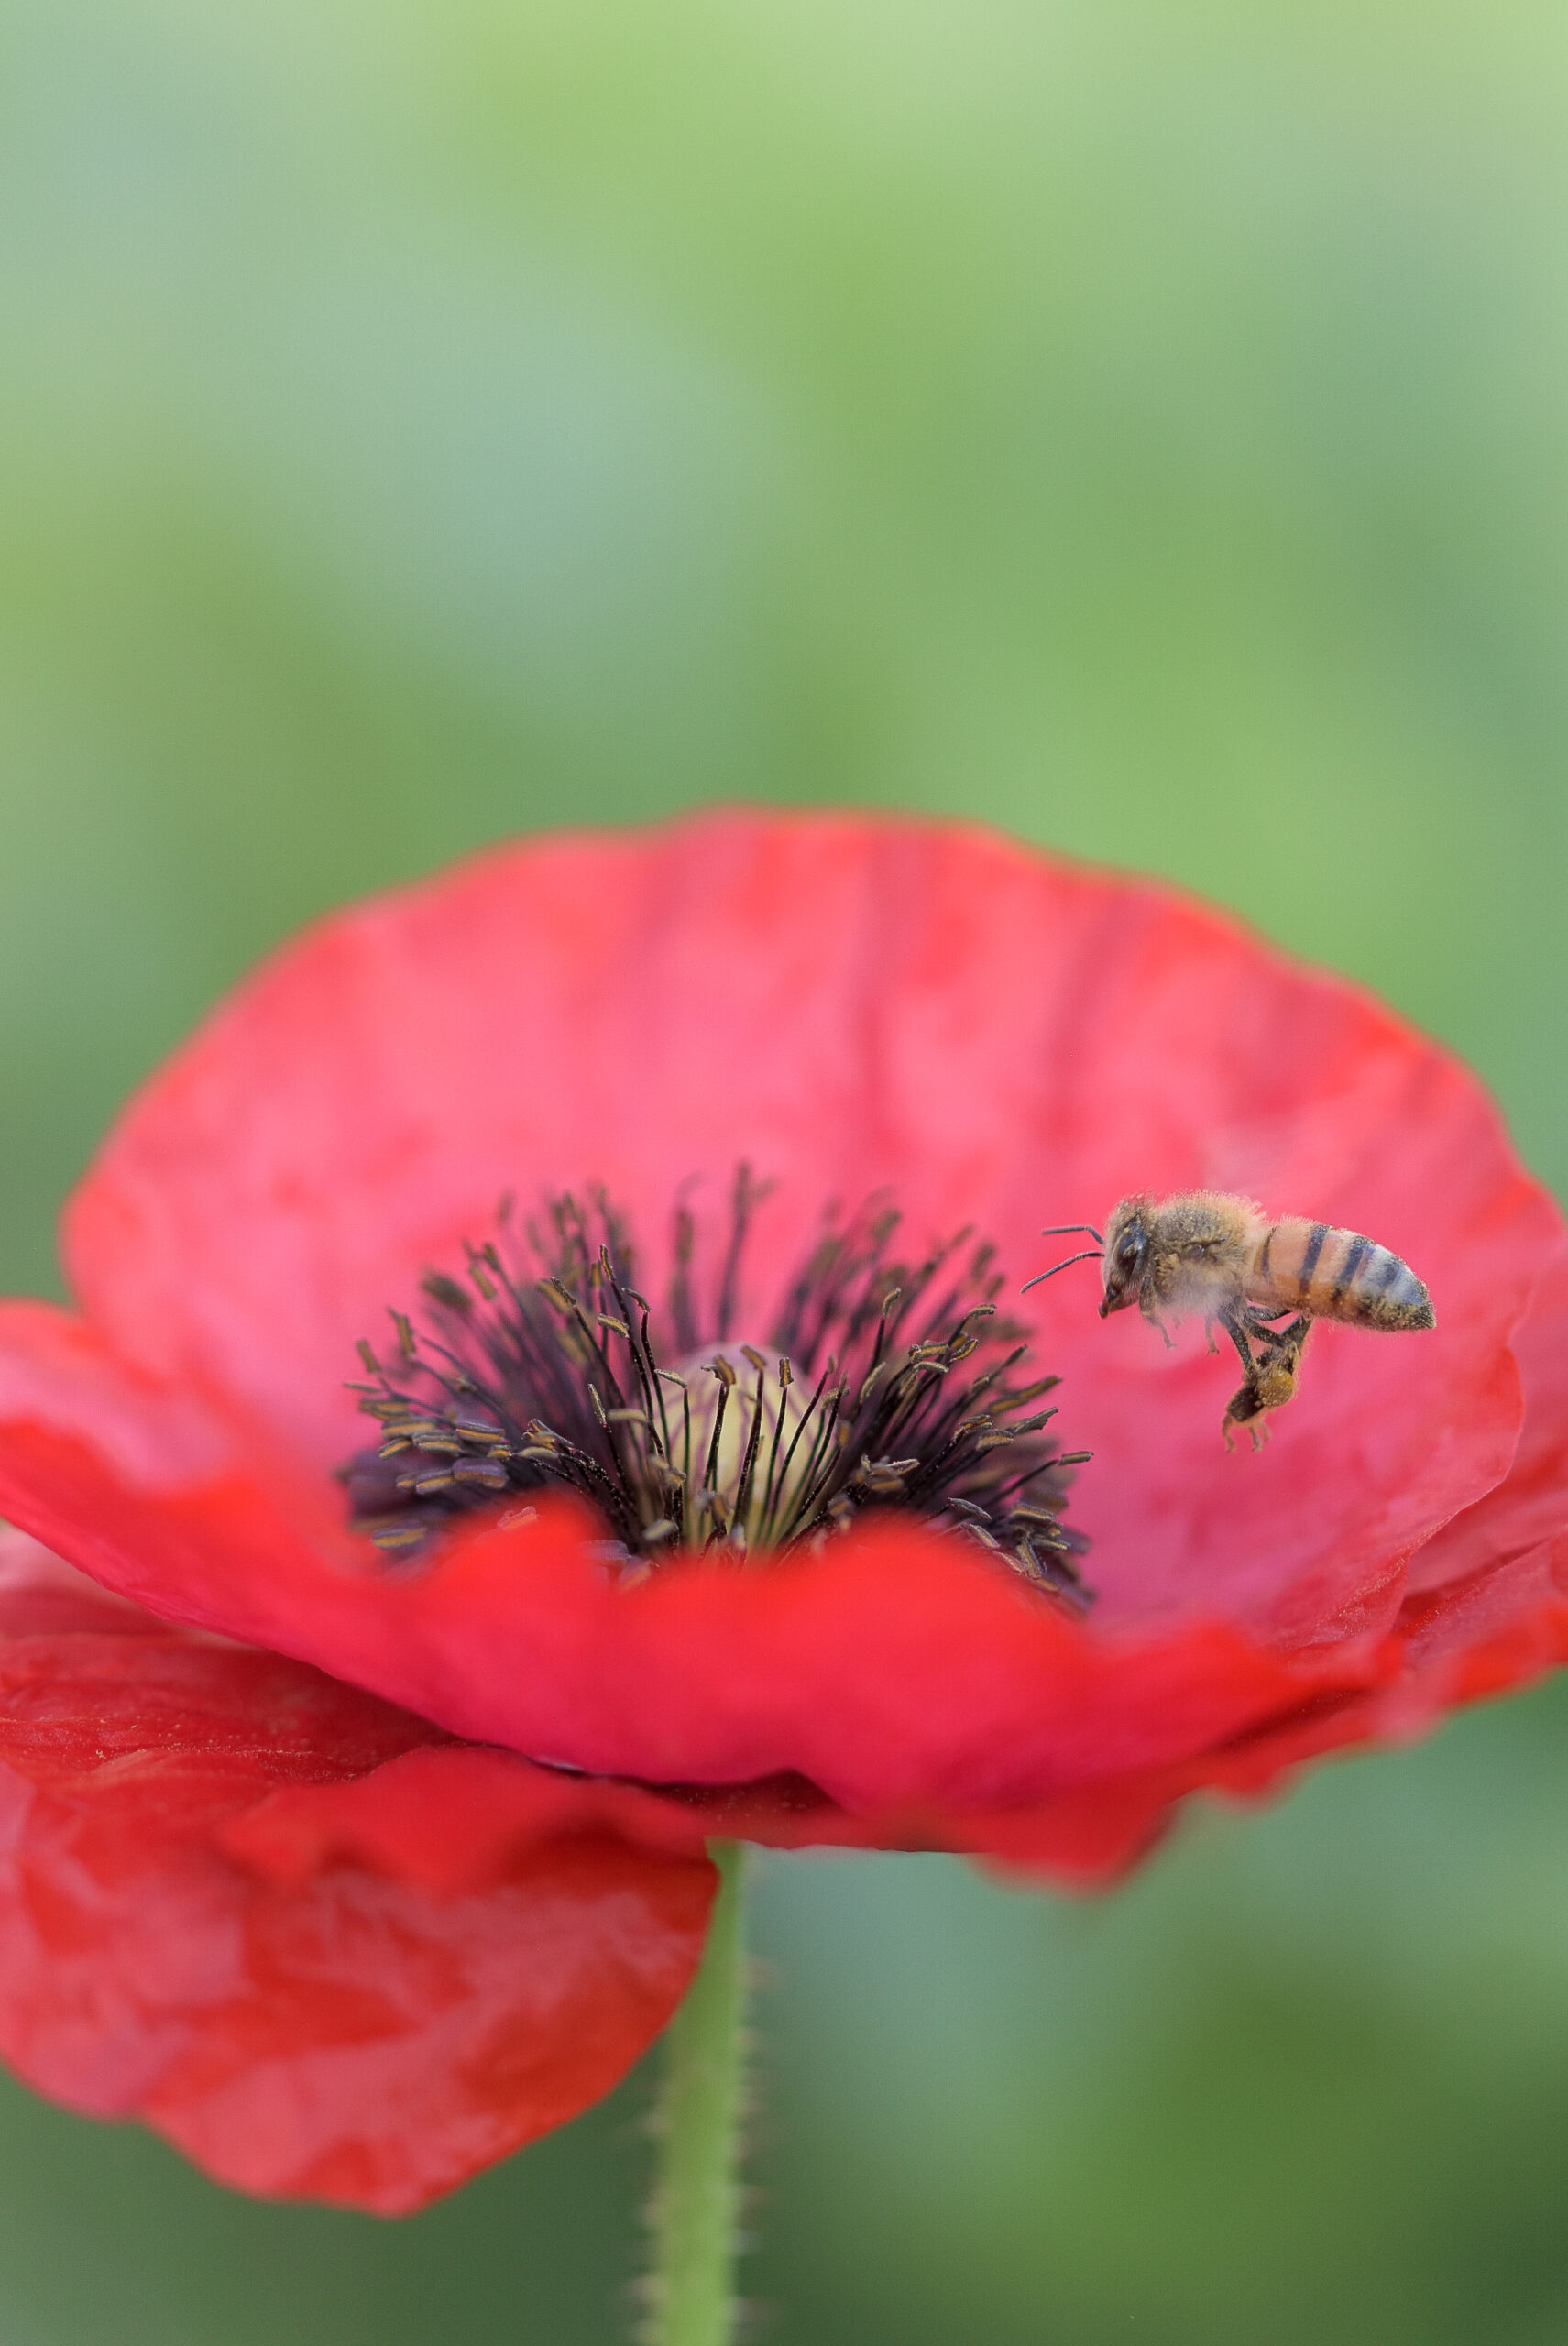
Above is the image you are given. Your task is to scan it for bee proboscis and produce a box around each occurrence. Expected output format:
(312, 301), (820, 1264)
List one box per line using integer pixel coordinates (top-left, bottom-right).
(1025, 1193), (1435, 1447)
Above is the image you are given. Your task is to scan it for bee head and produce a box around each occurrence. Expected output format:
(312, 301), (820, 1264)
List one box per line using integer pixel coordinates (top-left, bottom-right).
(1099, 1199), (1151, 1317)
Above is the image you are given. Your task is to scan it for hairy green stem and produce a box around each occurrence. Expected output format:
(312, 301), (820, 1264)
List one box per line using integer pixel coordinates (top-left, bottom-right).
(643, 1842), (750, 2346)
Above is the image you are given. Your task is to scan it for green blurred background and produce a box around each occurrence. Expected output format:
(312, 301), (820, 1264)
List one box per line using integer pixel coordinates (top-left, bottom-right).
(4, 0), (1568, 2337)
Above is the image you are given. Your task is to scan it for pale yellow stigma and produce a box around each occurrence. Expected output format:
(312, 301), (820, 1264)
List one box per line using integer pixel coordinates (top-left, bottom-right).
(650, 1343), (817, 1554)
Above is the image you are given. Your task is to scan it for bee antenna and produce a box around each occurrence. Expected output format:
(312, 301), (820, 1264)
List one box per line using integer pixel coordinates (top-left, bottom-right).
(1021, 1247), (1103, 1295)
(1037, 1223), (1104, 1246)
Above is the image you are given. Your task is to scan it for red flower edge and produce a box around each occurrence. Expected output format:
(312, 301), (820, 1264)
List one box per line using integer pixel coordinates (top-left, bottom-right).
(0, 1529), (716, 2214)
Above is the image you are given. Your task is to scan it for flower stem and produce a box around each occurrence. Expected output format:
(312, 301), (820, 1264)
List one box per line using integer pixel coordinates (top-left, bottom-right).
(644, 1841), (750, 2346)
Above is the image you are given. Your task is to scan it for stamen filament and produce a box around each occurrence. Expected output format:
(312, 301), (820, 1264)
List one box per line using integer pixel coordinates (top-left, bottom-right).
(339, 1178), (1091, 1608)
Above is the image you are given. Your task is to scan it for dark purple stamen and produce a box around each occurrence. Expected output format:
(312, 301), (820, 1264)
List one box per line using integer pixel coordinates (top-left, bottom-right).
(338, 1167), (1092, 1610)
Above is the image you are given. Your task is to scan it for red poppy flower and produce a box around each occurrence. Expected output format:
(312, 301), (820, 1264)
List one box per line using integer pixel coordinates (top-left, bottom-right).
(0, 808), (1564, 2210)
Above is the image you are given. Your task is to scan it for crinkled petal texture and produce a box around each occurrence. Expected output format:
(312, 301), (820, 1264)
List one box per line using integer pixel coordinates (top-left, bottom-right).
(0, 811), (1565, 1888)
(0, 1532), (715, 2213)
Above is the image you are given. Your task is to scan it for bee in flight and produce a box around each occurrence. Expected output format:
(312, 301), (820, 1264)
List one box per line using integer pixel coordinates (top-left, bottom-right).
(1025, 1192), (1435, 1448)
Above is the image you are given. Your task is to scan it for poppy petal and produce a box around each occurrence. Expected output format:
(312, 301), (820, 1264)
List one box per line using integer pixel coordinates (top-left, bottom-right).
(1404, 1248), (1568, 1593)
(0, 1532), (716, 2212)
(0, 1372), (1393, 1811)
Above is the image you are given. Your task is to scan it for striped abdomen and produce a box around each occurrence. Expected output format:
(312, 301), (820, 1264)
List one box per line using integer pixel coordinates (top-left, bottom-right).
(1247, 1217), (1434, 1331)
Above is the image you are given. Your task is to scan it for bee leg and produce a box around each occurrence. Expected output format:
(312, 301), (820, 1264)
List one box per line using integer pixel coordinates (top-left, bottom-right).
(1219, 1311), (1261, 1448)
(1262, 1316), (1312, 1375)
(1221, 1376), (1266, 1450)
(1229, 1317), (1311, 1447)
(1221, 1309), (1310, 1448)
(1218, 1307), (1258, 1378)
(1246, 1304), (1293, 1332)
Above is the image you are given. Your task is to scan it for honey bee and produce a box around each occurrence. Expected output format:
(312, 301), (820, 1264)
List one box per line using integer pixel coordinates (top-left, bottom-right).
(1025, 1193), (1434, 1447)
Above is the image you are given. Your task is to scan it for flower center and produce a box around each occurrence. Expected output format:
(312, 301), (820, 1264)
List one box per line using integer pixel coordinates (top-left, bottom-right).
(338, 1170), (1091, 1609)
